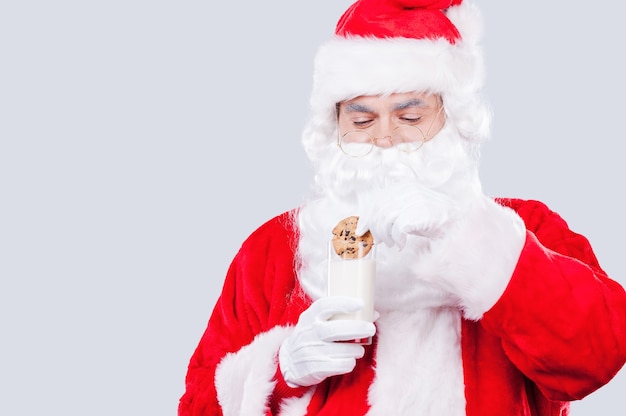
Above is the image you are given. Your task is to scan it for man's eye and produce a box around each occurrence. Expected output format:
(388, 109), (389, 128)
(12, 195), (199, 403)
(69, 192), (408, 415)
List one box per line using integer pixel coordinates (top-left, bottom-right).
(400, 116), (422, 124)
(353, 120), (373, 127)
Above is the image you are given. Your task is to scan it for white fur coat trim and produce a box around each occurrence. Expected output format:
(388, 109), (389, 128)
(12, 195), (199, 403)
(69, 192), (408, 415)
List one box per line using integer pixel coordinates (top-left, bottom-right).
(215, 326), (293, 416)
(367, 308), (466, 415)
(277, 389), (316, 416)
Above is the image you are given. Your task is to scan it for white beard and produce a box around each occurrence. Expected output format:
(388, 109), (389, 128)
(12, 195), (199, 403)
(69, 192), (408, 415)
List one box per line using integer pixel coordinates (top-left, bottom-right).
(296, 124), (481, 312)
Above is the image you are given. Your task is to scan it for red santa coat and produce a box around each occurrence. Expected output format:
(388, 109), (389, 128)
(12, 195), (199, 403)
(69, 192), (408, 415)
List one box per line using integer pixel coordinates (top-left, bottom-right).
(179, 198), (626, 416)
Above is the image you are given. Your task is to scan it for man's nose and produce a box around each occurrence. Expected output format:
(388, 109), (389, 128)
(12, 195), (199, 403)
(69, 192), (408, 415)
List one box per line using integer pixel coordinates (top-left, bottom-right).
(373, 135), (393, 148)
(372, 122), (394, 148)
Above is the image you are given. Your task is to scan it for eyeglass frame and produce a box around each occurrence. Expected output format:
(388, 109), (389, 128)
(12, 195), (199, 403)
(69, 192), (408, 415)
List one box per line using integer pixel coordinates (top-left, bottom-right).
(337, 104), (446, 157)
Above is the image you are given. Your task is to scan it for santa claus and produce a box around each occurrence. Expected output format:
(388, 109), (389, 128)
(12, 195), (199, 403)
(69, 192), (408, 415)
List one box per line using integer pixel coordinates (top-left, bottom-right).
(179, 1), (626, 415)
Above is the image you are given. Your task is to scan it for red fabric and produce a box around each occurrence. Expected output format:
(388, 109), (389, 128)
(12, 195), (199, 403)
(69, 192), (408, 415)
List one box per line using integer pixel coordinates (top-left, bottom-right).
(336, 0), (462, 43)
(178, 198), (626, 416)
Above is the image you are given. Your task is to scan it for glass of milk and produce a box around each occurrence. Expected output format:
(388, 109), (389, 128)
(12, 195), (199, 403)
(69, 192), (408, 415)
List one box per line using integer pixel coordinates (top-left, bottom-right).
(327, 241), (376, 345)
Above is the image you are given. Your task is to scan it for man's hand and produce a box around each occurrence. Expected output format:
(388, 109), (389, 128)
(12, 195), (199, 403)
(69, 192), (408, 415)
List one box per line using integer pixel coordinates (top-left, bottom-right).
(278, 296), (376, 387)
(355, 181), (459, 249)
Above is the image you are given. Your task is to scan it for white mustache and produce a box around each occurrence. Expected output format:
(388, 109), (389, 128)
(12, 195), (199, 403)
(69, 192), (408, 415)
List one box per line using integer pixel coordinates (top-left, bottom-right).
(312, 124), (466, 199)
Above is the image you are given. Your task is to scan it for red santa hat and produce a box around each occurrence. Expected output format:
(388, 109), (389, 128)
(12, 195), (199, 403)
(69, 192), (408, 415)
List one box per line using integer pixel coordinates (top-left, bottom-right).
(303, 0), (490, 161)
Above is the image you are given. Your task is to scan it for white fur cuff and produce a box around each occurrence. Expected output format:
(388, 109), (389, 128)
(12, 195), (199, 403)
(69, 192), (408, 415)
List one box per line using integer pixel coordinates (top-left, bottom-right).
(215, 326), (293, 416)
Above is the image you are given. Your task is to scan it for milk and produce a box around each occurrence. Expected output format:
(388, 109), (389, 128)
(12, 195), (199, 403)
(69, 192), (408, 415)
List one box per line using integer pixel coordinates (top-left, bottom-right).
(327, 258), (376, 322)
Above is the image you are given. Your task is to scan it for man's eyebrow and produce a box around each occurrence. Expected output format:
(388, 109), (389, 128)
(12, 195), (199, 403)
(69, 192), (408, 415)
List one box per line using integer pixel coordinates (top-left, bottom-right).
(343, 98), (428, 113)
(393, 99), (426, 111)
(344, 103), (374, 113)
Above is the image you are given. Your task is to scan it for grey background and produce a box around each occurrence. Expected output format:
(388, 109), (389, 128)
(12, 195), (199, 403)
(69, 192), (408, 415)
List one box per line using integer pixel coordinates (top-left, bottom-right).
(1, 1), (624, 415)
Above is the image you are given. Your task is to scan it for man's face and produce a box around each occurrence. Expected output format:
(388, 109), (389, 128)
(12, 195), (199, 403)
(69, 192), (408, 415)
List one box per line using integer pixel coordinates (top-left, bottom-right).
(337, 92), (445, 151)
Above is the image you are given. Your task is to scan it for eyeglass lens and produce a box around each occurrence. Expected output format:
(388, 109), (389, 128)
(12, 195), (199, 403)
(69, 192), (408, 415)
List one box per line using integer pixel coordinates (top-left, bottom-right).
(339, 125), (426, 157)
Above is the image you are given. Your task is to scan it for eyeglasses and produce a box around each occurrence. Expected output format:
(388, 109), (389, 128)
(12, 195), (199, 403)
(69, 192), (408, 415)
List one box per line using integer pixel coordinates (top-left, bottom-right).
(337, 106), (445, 158)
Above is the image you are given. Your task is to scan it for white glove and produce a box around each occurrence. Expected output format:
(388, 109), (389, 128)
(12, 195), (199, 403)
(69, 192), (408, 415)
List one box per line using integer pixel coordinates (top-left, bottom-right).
(278, 296), (377, 387)
(422, 196), (526, 319)
(355, 181), (459, 249)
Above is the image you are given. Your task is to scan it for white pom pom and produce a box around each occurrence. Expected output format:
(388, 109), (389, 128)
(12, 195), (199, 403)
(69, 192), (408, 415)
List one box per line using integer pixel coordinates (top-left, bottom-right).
(446, 1), (484, 45)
